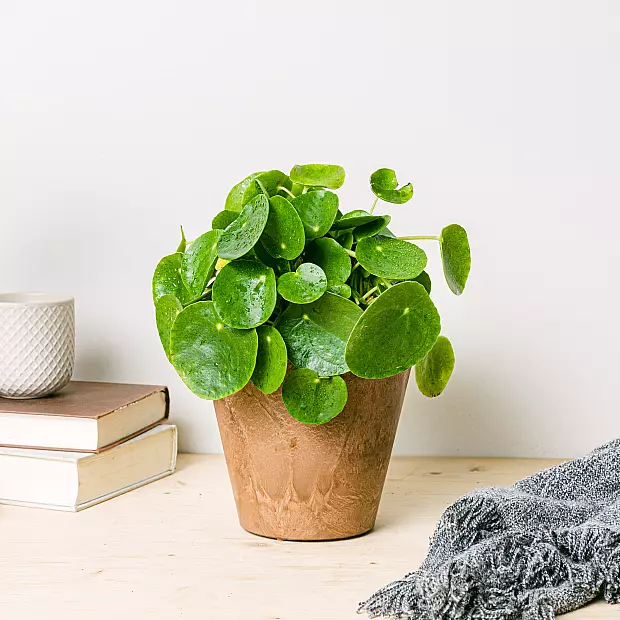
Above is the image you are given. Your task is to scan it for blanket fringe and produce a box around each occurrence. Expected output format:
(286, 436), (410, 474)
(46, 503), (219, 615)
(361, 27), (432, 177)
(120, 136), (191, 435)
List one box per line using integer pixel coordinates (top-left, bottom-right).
(359, 494), (620, 620)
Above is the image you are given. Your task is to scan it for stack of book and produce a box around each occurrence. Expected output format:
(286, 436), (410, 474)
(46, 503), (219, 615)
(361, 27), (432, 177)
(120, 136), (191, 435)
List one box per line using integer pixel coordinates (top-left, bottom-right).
(0, 382), (177, 511)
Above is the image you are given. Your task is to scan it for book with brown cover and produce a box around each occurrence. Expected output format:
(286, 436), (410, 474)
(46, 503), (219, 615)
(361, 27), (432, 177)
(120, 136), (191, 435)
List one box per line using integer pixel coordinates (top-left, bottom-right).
(0, 381), (170, 452)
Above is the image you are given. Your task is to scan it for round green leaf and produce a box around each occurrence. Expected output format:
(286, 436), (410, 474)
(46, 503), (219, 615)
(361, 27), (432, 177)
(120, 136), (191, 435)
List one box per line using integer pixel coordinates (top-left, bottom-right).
(153, 253), (192, 305)
(155, 294), (183, 361)
(345, 282), (441, 379)
(413, 270), (432, 295)
(440, 224), (471, 295)
(225, 172), (261, 213)
(260, 196), (305, 260)
(251, 326), (288, 394)
(170, 301), (258, 400)
(181, 229), (222, 298)
(225, 170), (292, 212)
(212, 210), (239, 230)
(212, 260), (276, 329)
(304, 237), (352, 283)
(289, 164), (345, 190)
(217, 193), (269, 260)
(354, 215), (391, 240)
(253, 241), (291, 276)
(282, 369), (348, 425)
(257, 170), (293, 196)
(277, 292), (362, 376)
(290, 190), (339, 240)
(327, 282), (351, 298)
(356, 235), (427, 280)
(415, 335), (455, 397)
(370, 168), (414, 204)
(277, 263), (327, 304)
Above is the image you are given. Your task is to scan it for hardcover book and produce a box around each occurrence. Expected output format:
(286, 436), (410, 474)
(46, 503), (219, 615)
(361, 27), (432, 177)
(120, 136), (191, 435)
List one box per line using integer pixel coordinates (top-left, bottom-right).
(0, 381), (169, 452)
(0, 424), (177, 511)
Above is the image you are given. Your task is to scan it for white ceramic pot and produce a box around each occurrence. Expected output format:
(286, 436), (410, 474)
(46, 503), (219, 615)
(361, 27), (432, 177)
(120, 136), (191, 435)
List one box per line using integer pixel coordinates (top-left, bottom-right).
(0, 293), (75, 399)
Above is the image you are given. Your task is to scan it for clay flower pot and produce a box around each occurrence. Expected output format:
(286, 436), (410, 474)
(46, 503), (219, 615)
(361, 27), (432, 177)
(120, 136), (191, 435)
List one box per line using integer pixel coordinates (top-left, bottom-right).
(214, 368), (410, 541)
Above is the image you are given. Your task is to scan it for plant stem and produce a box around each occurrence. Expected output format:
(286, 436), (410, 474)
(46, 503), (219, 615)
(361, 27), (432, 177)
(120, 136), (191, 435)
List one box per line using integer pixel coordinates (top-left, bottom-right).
(369, 197), (379, 214)
(352, 262), (361, 272)
(344, 249), (356, 258)
(398, 235), (439, 241)
(380, 278), (392, 288)
(361, 286), (379, 301)
(277, 185), (296, 199)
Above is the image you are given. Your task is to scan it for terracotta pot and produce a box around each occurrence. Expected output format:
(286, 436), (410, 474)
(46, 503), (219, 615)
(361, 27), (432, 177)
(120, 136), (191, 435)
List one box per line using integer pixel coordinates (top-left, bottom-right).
(214, 369), (410, 541)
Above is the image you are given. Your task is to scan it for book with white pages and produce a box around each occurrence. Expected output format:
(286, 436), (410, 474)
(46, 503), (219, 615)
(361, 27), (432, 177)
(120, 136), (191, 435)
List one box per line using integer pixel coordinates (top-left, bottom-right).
(0, 424), (177, 511)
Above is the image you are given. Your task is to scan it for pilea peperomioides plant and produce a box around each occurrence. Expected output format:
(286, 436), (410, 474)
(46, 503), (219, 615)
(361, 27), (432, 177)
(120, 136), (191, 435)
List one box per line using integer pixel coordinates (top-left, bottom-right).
(153, 164), (471, 424)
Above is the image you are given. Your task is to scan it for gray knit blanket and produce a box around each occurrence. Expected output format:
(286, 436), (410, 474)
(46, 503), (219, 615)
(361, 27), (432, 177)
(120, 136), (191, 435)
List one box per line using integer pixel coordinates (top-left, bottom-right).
(359, 439), (620, 620)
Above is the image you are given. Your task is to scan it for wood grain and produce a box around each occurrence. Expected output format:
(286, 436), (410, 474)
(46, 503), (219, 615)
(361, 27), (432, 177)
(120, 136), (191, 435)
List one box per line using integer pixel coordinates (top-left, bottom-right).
(0, 455), (614, 619)
(214, 370), (410, 540)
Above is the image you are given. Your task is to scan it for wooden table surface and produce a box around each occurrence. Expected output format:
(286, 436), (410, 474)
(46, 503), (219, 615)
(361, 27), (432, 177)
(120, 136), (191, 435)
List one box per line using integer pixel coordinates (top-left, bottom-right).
(0, 455), (615, 619)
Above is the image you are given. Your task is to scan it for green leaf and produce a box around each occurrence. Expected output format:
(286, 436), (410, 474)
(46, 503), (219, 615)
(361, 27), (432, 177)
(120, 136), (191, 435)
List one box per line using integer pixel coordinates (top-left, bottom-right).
(291, 182), (305, 197)
(331, 213), (383, 229)
(176, 226), (187, 253)
(277, 263), (327, 304)
(290, 190), (339, 240)
(170, 301), (258, 400)
(253, 241), (291, 276)
(327, 282), (351, 298)
(289, 164), (345, 190)
(181, 229), (222, 298)
(212, 259), (277, 329)
(415, 335), (455, 397)
(218, 193), (269, 260)
(155, 294), (183, 360)
(370, 168), (414, 204)
(354, 215), (391, 240)
(260, 196), (305, 260)
(304, 237), (352, 283)
(153, 253), (192, 305)
(225, 170), (292, 213)
(212, 210), (239, 230)
(345, 282), (441, 379)
(257, 170), (293, 196)
(413, 270), (432, 295)
(251, 325), (288, 394)
(356, 235), (427, 280)
(337, 231), (354, 250)
(225, 172), (261, 212)
(277, 292), (362, 376)
(440, 224), (471, 295)
(282, 369), (348, 424)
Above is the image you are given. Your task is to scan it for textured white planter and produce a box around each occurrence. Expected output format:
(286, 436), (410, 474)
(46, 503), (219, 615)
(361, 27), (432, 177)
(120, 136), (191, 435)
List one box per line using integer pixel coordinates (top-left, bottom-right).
(0, 293), (75, 399)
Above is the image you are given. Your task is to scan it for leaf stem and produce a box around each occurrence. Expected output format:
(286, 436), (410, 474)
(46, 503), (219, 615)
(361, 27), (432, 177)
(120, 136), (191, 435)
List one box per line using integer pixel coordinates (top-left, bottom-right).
(369, 197), (379, 215)
(344, 249), (356, 258)
(361, 286), (379, 301)
(352, 262), (361, 272)
(398, 235), (439, 241)
(380, 278), (392, 288)
(277, 185), (296, 199)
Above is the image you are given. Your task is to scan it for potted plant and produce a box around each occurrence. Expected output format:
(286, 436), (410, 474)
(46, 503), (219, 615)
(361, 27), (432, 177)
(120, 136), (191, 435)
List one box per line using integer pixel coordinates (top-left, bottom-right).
(152, 164), (471, 541)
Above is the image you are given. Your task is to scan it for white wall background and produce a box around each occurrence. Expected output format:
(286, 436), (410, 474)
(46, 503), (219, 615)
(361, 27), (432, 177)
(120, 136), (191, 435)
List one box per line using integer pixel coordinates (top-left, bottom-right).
(1, 1), (619, 457)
